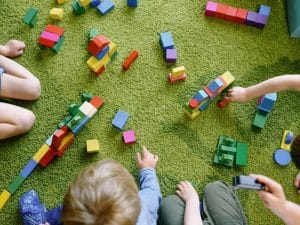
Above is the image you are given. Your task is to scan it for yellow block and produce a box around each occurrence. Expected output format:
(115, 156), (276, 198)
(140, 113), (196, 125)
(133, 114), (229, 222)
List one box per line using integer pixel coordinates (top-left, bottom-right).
(186, 110), (200, 120)
(49, 8), (64, 20)
(57, 0), (65, 4)
(86, 139), (100, 153)
(171, 66), (186, 77)
(80, 0), (92, 7)
(87, 56), (102, 72)
(220, 71), (235, 87)
(58, 132), (75, 152)
(108, 42), (117, 57)
(0, 190), (11, 210)
(281, 130), (293, 150)
(33, 144), (50, 162)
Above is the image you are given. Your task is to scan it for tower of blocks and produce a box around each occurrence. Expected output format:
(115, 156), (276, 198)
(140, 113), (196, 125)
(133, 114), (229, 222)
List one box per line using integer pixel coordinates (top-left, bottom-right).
(205, 1), (271, 29)
(252, 93), (277, 129)
(72, 0), (114, 16)
(185, 71), (235, 119)
(287, 0), (300, 37)
(168, 66), (187, 83)
(122, 50), (139, 71)
(159, 32), (177, 63)
(87, 34), (118, 76)
(127, 0), (138, 7)
(38, 25), (65, 53)
(23, 8), (38, 27)
(0, 92), (104, 210)
(214, 136), (248, 167)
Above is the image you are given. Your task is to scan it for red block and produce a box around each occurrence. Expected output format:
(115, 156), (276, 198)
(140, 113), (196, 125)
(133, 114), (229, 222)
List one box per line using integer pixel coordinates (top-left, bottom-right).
(122, 50), (139, 71)
(224, 6), (238, 22)
(215, 3), (228, 19)
(56, 134), (75, 157)
(88, 35), (110, 56)
(234, 8), (248, 24)
(218, 97), (231, 109)
(94, 65), (105, 76)
(45, 24), (65, 36)
(51, 126), (69, 149)
(168, 73), (187, 83)
(38, 37), (56, 48)
(189, 99), (199, 109)
(90, 96), (104, 109)
(39, 148), (56, 168)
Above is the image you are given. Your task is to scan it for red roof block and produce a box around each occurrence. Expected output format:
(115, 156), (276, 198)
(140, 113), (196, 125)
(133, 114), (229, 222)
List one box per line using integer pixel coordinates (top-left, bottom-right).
(45, 24), (65, 36)
(88, 35), (110, 56)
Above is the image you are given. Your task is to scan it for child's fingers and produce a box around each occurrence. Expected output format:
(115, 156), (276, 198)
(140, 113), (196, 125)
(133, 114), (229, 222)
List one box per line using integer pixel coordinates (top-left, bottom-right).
(136, 152), (142, 164)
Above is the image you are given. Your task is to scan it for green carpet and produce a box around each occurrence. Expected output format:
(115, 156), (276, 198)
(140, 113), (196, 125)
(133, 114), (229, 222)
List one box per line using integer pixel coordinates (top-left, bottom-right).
(1, 0), (300, 224)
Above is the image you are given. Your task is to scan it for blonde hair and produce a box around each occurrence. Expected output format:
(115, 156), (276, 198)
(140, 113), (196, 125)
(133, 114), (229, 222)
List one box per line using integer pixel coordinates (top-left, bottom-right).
(62, 159), (141, 225)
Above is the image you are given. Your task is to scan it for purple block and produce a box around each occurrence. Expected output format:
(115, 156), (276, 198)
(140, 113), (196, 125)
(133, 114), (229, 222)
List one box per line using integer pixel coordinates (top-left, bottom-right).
(205, 1), (217, 17)
(165, 48), (177, 63)
(256, 14), (268, 29)
(91, 0), (101, 7)
(246, 11), (259, 27)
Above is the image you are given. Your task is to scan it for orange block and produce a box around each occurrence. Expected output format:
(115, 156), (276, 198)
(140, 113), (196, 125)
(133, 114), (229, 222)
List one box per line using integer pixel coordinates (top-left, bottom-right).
(38, 37), (56, 48)
(45, 24), (64, 36)
(224, 6), (238, 22)
(122, 50), (139, 71)
(168, 73), (187, 83)
(234, 8), (248, 24)
(215, 3), (228, 19)
(90, 96), (104, 109)
(56, 132), (75, 157)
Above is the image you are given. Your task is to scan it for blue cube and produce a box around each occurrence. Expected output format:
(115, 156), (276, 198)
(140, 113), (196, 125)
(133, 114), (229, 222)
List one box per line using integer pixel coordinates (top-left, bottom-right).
(159, 32), (174, 50)
(127, 0), (138, 7)
(193, 89), (208, 103)
(112, 110), (129, 130)
(97, 0), (115, 15)
(258, 5), (271, 17)
(207, 78), (224, 93)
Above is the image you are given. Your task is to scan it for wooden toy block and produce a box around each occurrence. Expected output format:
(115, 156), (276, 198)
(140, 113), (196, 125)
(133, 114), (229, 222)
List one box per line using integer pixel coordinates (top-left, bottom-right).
(29, 16), (38, 26)
(38, 37), (56, 48)
(215, 3), (228, 19)
(233, 176), (265, 190)
(108, 42), (117, 57)
(72, 116), (90, 135)
(89, 28), (99, 40)
(88, 35), (110, 56)
(219, 71), (235, 86)
(224, 6), (237, 22)
(168, 73), (187, 83)
(171, 66), (186, 77)
(57, 0), (65, 4)
(49, 8), (64, 20)
(72, 0), (86, 16)
(159, 32), (174, 50)
(91, 0), (101, 7)
(45, 24), (65, 36)
(52, 126), (69, 149)
(80, 0), (92, 7)
(189, 99), (199, 109)
(8, 175), (26, 194)
(87, 106), (98, 118)
(198, 98), (211, 111)
(287, 0), (300, 37)
(123, 130), (136, 144)
(57, 115), (73, 129)
(235, 142), (248, 166)
(95, 65), (106, 76)
(52, 35), (65, 53)
(255, 14), (268, 29)
(186, 110), (200, 120)
(127, 0), (138, 7)
(23, 8), (38, 26)
(97, 0), (115, 15)
(205, 78), (224, 97)
(67, 111), (87, 132)
(234, 8), (248, 24)
(112, 110), (129, 130)
(192, 90), (209, 104)
(165, 48), (177, 63)
(56, 132), (75, 156)
(33, 144), (50, 162)
(257, 93), (277, 113)
(41, 31), (60, 42)
(122, 50), (139, 71)
(79, 101), (96, 116)
(217, 97), (230, 108)
(246, 11), (259, 27)
(110, 51), (118, 61)
(89, 95), (104, 109)
(20, 159), (38, 178)
(81, 92), (94, 102)
(281, 130), (294, 150)
(86, 139), (100, 153)
(96, 46), (110, 60)
(87, 56), (102, 72)
(258, 5), (271, 17)
(39, 147), (57, 168)
(252, 110), (268, 129)
(205, 1), (218, 17)
(68, 103), (80, 116)
(0, 190), (11, 210)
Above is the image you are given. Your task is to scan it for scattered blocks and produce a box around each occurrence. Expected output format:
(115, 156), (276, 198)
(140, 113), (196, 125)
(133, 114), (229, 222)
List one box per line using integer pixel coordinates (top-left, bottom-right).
(86, 139), (100, 153)
(23, 8), (38, 27)
(127, 0), (138, 7)
(123, 130), (136, 144)
(112, 110), (129, 130)
(122, 50), (139, 71)
(97, 0), (115, 15)
(38, 25), (65, 53)
(49, 8), (64, 20)
(159, 31), (177, 63)
(0, 190), (11, 210)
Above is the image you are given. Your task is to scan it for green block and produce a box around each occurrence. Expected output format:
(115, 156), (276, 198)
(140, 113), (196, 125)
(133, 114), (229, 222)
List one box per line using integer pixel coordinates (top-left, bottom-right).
(72, 0), (86, 16)
(57, 114), (73, 129)
(214, 154), (234, 167)
(81, 92), (94, 102)
(68, 103), (80, 116)
(235, 142), (248, 166)
(66, 111), (86, 131)
(8, 175), (26, 194)
(220, 145), (237, 154)
(222, 137), (236, 147)
(252, 110), (268, 129)
(52, 36), (65, 53)
(89, 28), (99, 40)
(23, 8), (38, 25)
(29, 16), (38, 27)
(110, 51), (118, 61)
(287, 0), (300, 37)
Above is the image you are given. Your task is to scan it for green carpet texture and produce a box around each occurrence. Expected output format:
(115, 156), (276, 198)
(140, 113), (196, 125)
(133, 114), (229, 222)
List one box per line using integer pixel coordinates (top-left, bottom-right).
(1, 0), (300, 224)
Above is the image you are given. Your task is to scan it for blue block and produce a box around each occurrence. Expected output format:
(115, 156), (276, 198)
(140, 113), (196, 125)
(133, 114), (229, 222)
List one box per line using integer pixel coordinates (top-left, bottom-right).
(127, 0), (138, 7)
(72, 116), (90, 135)
(207, 78), (224, 93)
(20, 159), (38, 178)
(96, 46), (109, 60)
(97, 0), (115, 15)
(193, 90), (208, 103)
(199, 99), (210, 111)
(112, 110), (129, 130)
(257, 92), (277, 112)
(159, 32), (174, 50)
(258, 5), (271, 17)
(91, 0), (101, 7)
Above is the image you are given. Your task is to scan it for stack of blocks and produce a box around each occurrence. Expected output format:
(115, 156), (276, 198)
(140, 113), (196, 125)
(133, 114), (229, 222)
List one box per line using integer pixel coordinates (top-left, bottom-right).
(49, 8), (64, 20)
(23, 8), (38, 27)
(122, 50), (139, 71)
(38, 24), (65, 53)
(127, 0), (138, 7)
(159, 32), (177, 63)
(214, 136), (248, 167)
(168, 66), (187, 83)
(252, 93), (277, 129)
(0, 92), (104, 210)
(186, 71), (235, 119)
(87, 34), (118, 76)
(205, 1), (271, 29)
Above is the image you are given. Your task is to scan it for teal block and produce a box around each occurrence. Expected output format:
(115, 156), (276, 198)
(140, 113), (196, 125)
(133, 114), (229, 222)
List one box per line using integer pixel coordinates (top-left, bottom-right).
(52, 36), (65, 53)
(8, 175), (26, 194)
(57, 115), (73, 129)
(235, 142), (248, 166)
(68, 103), (80, 116)
(252, 110), (268, 129)
(110, 51), (118, 61)
(81, 92), (94, 102)
(89, 28), (99, 40)
(67, 111), (86, 132)
(72, 0), (86, 16)
(23, 8), (38, 25)
(220, 145), (237, 154)
(287, 0), (300, 37)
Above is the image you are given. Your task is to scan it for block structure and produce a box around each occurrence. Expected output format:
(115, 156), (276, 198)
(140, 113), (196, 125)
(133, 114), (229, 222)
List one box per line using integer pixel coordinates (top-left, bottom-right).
(168, 66), (187, 83)
(38, 24), (65, 53)
(159, 32), (177, 63)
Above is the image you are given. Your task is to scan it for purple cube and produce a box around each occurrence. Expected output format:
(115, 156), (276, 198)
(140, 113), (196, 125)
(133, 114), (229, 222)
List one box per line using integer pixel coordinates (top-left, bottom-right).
(91, 0), (101, 7)
(256, 14), (268, 29)
(165, 48), (177, 63)
(246, 11), (259, 27)
(205, 1), (218, 17)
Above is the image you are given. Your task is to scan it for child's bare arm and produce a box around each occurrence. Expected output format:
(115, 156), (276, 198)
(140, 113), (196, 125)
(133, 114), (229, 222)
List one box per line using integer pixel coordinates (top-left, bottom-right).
(0, 40), (26, 58)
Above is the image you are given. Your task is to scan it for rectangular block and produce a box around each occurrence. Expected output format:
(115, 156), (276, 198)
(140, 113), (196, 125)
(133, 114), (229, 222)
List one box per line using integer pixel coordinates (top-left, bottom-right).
(108, 42), (117, 57)
(235, 142), (248, 166)
(89, 28), (99, 40)
(112, 110), (129, 130)
(33, 144), (50, 162)
(96, 45), (109, 60)
(122, 50), (139, 70)
(127, 0), (138, 7)
(88, 35), (110, 56)
(215, 3), (227, 19)
(91, 0), (101, 7)
(159, 32), (174, 50)
(252, 110), (268, 129)
(80, 0), (92, 7)
(79, 101), (97, 117)
(258, 5), (271, 17)
(67, 111), (87, 132)
(234, 8), (248, 24)
(72, 116), (90, 135)
(72, 0), (86, 16)
(287, 0), (300, 37)
(56, 132), (75, 156)
(0, 190), (11, 210)
(168, 73), (187, 84)
(39, 148), (56, 168)
(205, 1), (217, 17)
(38, 37), (56, 48)
(52, 35), (65, 53)
(45, 24), (65, 36)
(97, 0), (115, 15)
(224, 6), (237, 22)
(41, 31), (60, 43)
(8, 175), (26, 194)
(23, 8), (38, 24)
(246, 11), (259, 27)
(20, 159), (38, 178)
(165, 48), (177, 63)
(171, 66), (186, 77)
(89, 95), (104, 109)
(256, 14), (268, 29)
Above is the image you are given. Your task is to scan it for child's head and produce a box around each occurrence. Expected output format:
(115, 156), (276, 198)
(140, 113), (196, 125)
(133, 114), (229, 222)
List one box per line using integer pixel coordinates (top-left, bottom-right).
(291, 133), (300, 169)
(62, 159), (141, 225)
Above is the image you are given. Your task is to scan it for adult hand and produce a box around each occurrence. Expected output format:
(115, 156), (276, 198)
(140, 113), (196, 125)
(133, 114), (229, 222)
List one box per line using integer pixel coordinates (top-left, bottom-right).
(3, 40), (26, 57)
(227, 86), (249, 103)
(136, 146), (158, 169)
(176, 181), (199, 205)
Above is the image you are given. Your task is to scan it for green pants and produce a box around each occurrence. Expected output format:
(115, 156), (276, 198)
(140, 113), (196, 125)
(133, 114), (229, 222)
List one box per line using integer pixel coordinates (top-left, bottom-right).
(158, 181), (248, 225)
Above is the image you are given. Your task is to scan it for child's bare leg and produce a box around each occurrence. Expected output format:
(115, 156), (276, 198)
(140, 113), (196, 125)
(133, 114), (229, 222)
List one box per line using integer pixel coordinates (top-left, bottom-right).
(0, 102), (35, 140)
(0, 55), (41, 100)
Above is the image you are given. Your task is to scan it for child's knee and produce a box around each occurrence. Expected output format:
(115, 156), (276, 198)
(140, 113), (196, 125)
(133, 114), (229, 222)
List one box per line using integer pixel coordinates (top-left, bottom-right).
(17, 110), (35, 132)
(27, 78), (41, 100)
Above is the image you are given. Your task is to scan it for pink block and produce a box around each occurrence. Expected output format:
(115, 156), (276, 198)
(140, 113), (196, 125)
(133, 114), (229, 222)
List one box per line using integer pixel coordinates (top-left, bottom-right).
(41, 31), (60, 42)
(123, 130), (136, 144)
(205, 1), (217, 17)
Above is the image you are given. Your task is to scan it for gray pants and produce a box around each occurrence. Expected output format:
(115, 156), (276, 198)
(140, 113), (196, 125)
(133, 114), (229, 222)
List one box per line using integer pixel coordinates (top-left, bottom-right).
(158, 181), (248, 225)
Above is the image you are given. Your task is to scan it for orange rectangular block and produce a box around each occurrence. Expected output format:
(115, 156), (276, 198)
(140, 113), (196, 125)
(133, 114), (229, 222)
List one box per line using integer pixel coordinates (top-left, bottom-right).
(122, 50), (139, 71)
(45, 24), (65, 36)
(224, 6), (238, 22)
(56, 132), (75, 157)
(234, 8), (248, 24)
(215, 3), (228, 19)
(38, 37), (56, 48)
(90, 96), (104, 109)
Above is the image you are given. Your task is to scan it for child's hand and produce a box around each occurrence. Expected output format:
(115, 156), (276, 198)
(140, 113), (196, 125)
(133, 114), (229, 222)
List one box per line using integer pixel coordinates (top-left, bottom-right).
(2, 40), (26, 57)
(294, 172), (300, 193)
(136, 146), (158, 169)
(227, 86), (249, 103)
(176, 181), (199, 205)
